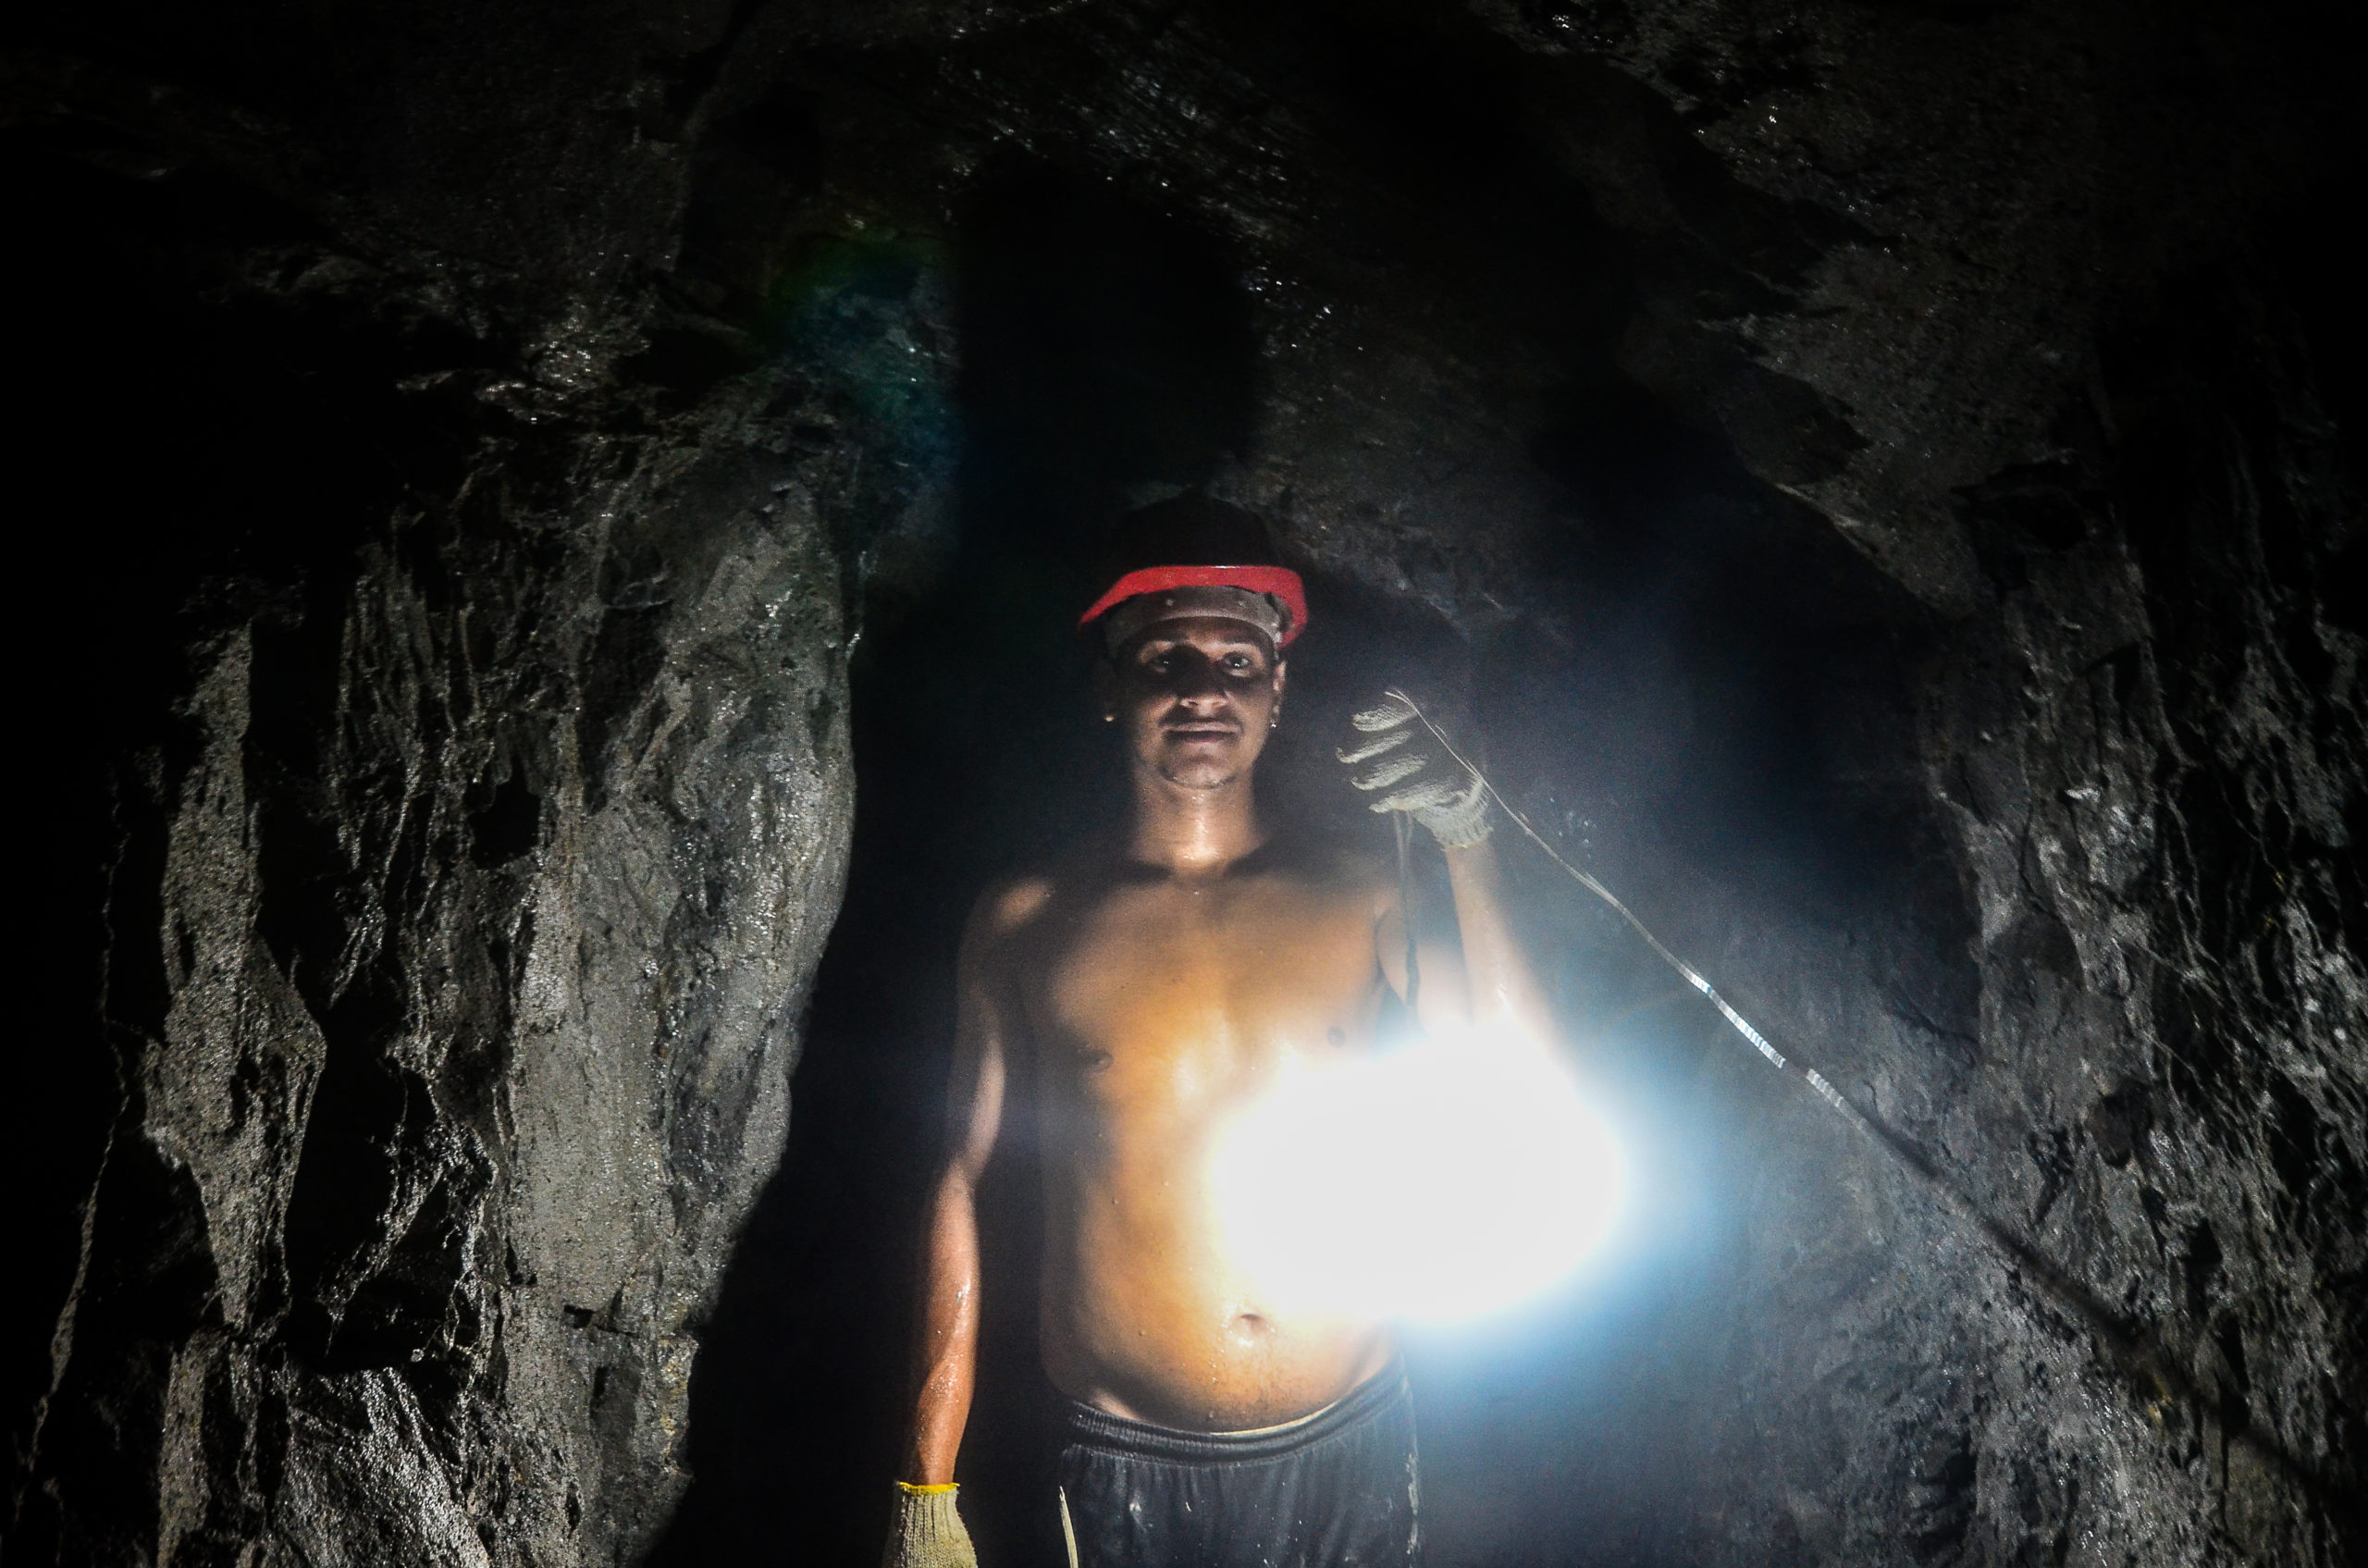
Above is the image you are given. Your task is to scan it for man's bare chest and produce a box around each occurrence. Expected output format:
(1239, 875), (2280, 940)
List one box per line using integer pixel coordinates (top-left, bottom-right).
(1023, 876), (1385, 1083)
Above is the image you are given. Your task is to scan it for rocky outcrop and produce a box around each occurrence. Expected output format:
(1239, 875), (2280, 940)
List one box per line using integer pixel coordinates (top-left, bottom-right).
(6, 58), (951, 1556)
(19, 342), (872, 1566)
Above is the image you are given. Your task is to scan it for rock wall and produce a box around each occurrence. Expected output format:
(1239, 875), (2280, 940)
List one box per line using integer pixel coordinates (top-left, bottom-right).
(120, 436), (855, 1568)
(7, 1), (2358, 1564)
(1681, 260), (2363, 1568)
(6, 36), (951, 1558)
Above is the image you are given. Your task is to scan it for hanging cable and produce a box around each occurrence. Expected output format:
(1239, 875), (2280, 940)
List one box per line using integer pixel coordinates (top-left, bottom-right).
(1381, 689), (1866, 1125)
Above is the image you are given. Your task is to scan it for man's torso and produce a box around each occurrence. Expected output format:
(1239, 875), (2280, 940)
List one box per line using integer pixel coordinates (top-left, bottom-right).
(993, 838), (1399, 1431)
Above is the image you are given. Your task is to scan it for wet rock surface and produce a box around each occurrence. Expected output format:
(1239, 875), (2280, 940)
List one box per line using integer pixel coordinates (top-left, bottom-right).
(7, 2), (2358, 1565)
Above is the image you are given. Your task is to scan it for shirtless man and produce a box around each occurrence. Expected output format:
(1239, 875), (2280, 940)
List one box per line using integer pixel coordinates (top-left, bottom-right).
(884, 498), (1553, 1567)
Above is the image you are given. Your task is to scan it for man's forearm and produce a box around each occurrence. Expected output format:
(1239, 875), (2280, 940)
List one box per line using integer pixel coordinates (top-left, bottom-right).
(904, 1166), (982, 1485)
(1442, 838), (1556, 1039)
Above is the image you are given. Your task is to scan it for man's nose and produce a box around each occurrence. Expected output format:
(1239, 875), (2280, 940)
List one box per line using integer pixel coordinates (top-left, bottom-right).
(1171, 655), (1229, 705)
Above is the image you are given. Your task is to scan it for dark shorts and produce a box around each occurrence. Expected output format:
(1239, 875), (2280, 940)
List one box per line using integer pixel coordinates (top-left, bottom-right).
(1050, 1364), (1423, 1568)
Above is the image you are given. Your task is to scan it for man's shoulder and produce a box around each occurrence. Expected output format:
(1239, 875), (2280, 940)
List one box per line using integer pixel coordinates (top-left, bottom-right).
(1256, 826), (1397, 905)
(965, 831), (1393, 935)
(968, 870), (1062, 940)
(964, 835), (1126, 934)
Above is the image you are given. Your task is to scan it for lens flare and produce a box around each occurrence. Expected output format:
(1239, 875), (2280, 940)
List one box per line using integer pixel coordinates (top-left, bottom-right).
(1209, 1030), (1625, 1322)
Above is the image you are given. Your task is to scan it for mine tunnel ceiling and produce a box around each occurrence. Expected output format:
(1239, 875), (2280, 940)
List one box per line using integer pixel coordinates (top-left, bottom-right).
(17, 0), (2344, 629)
(407, 0), (2351, 618)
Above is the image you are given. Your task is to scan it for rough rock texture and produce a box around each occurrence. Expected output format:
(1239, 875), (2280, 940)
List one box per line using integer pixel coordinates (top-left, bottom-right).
(1679, 273), (2365, 1566)
(6, 1), (2358, 1565)
(6, 31), (952, 1558)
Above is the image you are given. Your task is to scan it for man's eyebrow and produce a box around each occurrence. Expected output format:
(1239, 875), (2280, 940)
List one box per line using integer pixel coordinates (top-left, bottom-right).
(1137, 632), (1272, 654)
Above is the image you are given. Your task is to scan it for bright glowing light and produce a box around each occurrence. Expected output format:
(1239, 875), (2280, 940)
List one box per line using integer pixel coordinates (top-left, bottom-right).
(1209, 1030), (1625, 1322)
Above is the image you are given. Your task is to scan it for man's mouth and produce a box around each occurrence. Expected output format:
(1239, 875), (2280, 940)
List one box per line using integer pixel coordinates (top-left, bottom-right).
(1165, 722), (1240, 741)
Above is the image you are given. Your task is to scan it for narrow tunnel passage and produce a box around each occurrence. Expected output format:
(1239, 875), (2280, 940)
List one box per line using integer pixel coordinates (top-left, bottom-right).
(651, 150), (1981, 1565)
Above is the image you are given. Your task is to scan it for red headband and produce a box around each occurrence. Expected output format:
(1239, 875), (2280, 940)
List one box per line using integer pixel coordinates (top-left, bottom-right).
(1079, 565), (1309, 647)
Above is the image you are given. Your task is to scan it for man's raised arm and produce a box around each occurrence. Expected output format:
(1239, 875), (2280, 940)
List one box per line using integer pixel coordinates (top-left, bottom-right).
(1346, 695), (1556, 1043)
(1437, 836), (1554, 1040)
(1375, 834), (1557, 1044)
(886, 887), (1027, 1566)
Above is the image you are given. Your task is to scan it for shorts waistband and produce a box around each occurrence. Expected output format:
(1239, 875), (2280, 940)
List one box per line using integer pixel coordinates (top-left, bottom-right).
(1052, 1359), (1409, 1464)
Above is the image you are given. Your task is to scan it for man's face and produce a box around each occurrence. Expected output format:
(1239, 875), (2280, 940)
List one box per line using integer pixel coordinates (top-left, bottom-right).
(1104, 616), (1288, 789)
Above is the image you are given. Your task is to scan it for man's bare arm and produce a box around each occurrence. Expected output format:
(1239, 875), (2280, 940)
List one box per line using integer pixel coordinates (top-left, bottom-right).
(900, 887), (1025, 1484)
(1346, 692), (1556, 1042)
(1439, 838), (1555, 1039)
(1375, 838), (1555, 1042)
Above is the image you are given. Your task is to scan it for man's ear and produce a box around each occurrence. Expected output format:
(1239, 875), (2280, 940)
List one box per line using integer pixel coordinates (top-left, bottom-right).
(1272, 659), (1288, 700)
(1091, 658), (1117, 714)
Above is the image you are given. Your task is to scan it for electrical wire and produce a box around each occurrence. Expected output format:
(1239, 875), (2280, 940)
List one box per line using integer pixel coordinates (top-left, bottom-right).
(1380, 690), (1867, 1126)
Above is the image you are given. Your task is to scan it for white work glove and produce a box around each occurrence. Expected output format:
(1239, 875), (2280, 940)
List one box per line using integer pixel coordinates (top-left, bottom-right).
(883, 1483), (979, 1568)
(1338, 692), (1492, 848)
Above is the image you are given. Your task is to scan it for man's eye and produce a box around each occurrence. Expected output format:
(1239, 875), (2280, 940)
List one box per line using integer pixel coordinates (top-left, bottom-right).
(1223, 654), (1252, 671)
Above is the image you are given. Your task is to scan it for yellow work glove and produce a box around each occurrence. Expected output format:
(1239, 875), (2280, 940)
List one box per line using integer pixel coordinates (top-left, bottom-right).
(883, 1482), (979, 1568)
